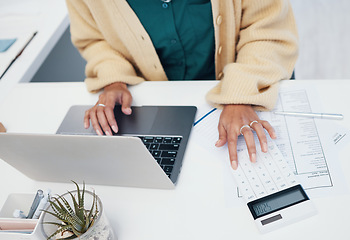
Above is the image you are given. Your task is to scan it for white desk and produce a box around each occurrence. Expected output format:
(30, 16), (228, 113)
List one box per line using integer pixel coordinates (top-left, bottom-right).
(0, 0), (69, 103)
(0, 80), (349, 239)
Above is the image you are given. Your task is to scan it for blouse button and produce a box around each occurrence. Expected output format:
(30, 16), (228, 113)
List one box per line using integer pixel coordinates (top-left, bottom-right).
(218, 45), (223, 55)
(216, 15), (223, 25)
(218, 72), (224, 79)
(162, 3), (169, 8)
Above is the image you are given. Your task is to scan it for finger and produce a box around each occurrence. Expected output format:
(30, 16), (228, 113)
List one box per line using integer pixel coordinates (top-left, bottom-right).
(250, 121), (268, 152)
(242, 128), (257, 163)
(89, 108), (103, 136)
(84, 110), (91, 129)
(260, 120), (276, 139)
(0, 122), (6, 133)
(120, 91), (133, 115)
(96, 106), (113, 136)
(105, 98), (119, 133)
(216, 123), (227, 147)
(227, 133), (238, 170)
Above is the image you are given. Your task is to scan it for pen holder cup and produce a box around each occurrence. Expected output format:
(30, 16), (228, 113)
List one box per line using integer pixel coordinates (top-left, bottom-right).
(0, 193), (46, 240)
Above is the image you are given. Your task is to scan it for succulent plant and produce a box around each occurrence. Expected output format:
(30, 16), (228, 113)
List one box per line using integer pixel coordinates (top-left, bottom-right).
(43, 181), (99, 240)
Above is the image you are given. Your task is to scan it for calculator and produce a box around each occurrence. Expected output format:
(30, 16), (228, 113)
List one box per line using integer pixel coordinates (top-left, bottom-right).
(232, 138), (317, 233)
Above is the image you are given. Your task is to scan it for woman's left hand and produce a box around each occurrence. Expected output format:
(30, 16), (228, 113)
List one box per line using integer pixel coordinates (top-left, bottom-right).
(215, 104), (276, 170)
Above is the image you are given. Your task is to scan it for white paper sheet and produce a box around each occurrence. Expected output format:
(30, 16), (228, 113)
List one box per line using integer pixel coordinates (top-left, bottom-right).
(192, 87), (349, 206)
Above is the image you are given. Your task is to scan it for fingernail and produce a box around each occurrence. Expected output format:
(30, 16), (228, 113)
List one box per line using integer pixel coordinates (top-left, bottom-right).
(84, 123), (88, 129)
(251, 153), (256, 163)
(272, 132), (277, 139)
(105, 130), (112, 136)
(215, 140), (221, 147)
(231, 161), (238, 170)
(112, 125), (118, 133)
(262, 142), (268, 152)
(96, 130), (102, 136)
(124, 108), (132, 115)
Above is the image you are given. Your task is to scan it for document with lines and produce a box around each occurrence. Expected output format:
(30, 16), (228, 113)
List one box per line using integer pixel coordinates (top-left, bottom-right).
(193, 87), (348, 206)
(260, 89), (333, 190)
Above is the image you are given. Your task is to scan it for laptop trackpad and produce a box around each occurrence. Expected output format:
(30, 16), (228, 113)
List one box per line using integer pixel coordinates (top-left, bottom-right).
(114, 105), (157, 135)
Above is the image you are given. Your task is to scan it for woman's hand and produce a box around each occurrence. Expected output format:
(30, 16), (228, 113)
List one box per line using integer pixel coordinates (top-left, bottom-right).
(0, 122), (6, 133)
(215, 104), (276, 170)
(84, 82), (133, 136)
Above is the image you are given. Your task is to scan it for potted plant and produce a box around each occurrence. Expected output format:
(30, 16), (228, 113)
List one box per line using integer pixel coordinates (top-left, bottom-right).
(41, 181), (115, 240)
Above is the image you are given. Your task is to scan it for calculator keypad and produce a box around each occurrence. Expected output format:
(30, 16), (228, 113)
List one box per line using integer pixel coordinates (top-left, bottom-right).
(232, 138), (298, 202)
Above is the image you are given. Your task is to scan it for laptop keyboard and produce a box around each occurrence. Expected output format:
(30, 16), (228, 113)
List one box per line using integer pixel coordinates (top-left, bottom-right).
(137, 136), (182, 178)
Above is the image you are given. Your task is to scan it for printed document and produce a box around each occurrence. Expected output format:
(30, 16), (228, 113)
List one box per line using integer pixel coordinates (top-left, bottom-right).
(193, 86), (349, 206)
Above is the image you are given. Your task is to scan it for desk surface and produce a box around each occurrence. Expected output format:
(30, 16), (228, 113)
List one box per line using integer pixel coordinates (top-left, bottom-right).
(0, 0), (69, 103)
(0, 80), (349, 240)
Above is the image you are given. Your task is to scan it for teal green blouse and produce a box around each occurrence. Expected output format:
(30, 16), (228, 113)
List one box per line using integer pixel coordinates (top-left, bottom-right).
(126, 0), (215, 80)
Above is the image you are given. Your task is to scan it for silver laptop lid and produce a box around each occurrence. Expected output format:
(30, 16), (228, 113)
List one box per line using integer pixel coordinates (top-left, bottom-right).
(0, 133), (175, 189)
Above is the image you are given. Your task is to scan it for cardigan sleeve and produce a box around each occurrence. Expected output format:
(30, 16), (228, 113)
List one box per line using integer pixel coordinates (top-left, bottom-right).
(206, 0), (298, 111)
(65, 0), (145, 92)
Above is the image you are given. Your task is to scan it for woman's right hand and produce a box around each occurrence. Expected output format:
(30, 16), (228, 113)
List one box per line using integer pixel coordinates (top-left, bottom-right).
(84, 82), (133, 136)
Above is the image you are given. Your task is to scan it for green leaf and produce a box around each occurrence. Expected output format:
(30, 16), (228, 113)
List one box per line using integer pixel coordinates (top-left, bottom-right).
(48, 198), (69, 222)
(50, 196), (83, 232)
(82, 182), (85, 206)
(43, 221), (66, 228)
(83, 190), (97, 231)
(58, 194), (84, 229)
(57, 235), (77, 240)
(67, 191), (84, 222)
(46, 224), (74, 240)
(81, 182), (85, 214)
(93, 191), (99, 218)
(72, 180), (83, 209)
(71, 223), (84, 238)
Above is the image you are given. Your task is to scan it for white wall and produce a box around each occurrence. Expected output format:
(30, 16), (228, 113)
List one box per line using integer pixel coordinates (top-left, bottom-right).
(290, 0), (350, 79)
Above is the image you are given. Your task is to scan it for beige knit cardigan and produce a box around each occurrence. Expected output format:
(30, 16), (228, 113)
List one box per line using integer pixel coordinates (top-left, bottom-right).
(66, 0), (298, 110)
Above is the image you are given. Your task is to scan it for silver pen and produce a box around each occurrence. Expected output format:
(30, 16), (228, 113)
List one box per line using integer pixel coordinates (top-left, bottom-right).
(273, 111), (344, 120)
(26, 189), (44, 219)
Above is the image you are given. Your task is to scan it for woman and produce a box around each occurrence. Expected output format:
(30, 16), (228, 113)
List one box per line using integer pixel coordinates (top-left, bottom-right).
(65, 0), (298, 169)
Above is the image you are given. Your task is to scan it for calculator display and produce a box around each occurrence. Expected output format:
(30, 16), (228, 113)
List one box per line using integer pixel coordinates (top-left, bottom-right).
(247, 185), (309, 219)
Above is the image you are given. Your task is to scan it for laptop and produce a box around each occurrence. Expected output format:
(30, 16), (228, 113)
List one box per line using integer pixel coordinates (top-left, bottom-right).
(0, 105), (196, 189)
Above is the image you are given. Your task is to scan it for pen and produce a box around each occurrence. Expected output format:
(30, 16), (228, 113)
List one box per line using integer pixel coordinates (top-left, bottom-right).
(33, 190), (51, 219)
(26, 189), (44, 219)
(274, 111), (344, 120)
(0, 31), (37, 79)
(194, 108), (217, 126)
